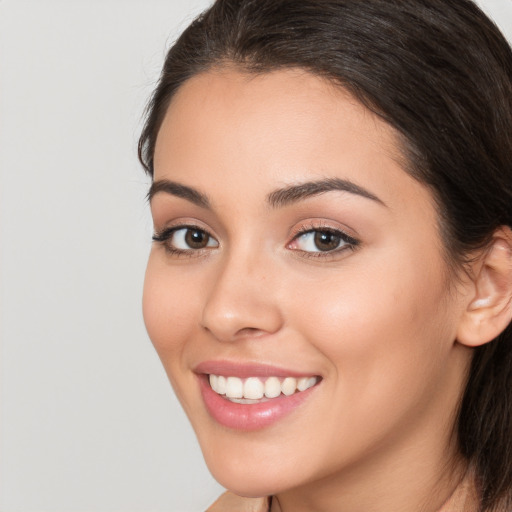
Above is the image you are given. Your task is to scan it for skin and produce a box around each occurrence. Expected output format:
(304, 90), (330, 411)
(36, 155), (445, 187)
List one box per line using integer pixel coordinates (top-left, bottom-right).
(143, 68), (476, 512)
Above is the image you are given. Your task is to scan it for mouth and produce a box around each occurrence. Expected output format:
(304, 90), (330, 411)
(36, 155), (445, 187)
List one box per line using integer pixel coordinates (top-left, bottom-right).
(208, 374), (319, 404)
(195, 362), (322, 430)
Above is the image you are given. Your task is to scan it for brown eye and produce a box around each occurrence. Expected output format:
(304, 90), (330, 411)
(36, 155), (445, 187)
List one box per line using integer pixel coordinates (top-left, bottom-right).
(152, 226), (219, 252)
(313, 231), (343, 252)
(185, 228), (211, 249)
(289, 227), (359, 255)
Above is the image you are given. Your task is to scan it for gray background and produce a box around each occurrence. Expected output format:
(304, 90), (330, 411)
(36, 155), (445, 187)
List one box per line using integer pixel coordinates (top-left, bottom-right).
(1, 1), (511, 511)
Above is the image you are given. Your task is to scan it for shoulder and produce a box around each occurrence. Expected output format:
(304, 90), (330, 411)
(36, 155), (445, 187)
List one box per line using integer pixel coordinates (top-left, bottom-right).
(206, 491), (269, 512)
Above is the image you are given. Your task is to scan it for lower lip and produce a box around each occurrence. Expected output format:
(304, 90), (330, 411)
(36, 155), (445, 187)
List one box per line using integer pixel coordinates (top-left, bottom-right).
(198, 375), (318, 431)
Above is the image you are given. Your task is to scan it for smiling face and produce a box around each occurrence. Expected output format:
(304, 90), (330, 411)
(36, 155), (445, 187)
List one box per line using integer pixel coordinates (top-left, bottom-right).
(143, 68), (473, 505)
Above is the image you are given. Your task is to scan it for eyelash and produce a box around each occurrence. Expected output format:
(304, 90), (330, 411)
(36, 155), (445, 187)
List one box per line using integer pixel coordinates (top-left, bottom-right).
(152, 223), (360, 259)
(288, 223), (360, 259)
(152, 224), (218, 257)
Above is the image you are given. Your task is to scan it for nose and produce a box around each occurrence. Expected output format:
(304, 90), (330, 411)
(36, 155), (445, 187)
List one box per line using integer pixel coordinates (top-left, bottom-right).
(200, 251), (284, 342)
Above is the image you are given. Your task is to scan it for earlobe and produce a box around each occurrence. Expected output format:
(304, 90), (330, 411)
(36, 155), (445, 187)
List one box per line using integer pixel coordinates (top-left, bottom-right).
(457, 226), (512, 347)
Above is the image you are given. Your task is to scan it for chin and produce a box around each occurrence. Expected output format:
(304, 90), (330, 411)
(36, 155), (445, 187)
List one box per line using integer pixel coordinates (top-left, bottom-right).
(211, 470), (279, 498)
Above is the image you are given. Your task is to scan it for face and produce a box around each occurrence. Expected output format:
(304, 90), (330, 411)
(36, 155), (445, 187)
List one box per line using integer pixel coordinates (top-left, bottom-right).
(144, 68), (471, 498)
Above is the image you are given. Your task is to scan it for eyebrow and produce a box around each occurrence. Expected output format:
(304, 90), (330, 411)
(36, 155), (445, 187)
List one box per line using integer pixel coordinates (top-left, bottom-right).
(147, 177), (385, 209)
(267, 178), (385, 208)
(147, 179), (211, 209)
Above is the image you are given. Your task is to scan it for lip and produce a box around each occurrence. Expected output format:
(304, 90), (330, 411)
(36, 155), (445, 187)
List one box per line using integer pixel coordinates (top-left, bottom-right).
(195, 360), (317, 379)
(195, 360), (321, 431)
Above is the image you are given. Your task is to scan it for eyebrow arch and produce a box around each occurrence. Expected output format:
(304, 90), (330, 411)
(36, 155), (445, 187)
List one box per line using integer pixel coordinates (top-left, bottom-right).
(147, 179), (211, 209)
(267, 178), (385, 208)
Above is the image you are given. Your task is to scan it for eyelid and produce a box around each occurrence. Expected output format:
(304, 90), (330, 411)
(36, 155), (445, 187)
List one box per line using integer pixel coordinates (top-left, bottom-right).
(152, 222), (219, 256)
(287, 221), (360, 257)
(152, 217), (217, 240)
(288, 220), (359, 242)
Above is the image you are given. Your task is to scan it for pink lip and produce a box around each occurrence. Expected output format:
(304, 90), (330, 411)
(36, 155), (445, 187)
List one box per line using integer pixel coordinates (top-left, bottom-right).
(195, 360), (316, 379)
(195, 361), (320, 431)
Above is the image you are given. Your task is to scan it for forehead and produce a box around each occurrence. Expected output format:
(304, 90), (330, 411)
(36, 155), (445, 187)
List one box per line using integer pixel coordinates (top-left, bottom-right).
(153, 67), (428, 214)
(155, 67), (402, 164)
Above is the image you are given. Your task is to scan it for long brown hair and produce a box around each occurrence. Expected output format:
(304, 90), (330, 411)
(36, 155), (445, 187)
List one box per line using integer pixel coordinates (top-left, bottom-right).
(139, 1), (512, 509)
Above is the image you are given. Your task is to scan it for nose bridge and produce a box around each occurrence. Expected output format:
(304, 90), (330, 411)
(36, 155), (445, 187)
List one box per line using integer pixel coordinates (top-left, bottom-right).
(201, 242), (283, 342)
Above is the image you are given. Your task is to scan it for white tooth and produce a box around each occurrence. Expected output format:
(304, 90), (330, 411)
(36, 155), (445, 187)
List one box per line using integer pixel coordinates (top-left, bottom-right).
(297, 376), (317, 391)
(305, 376), (318, 389)
(297, 377), (310, 391)
(229, 397), (266, 404)
(297, 377), (308, 391)
(225, 377), (243, 398)
(264, 377), (281, 398)
(209, 374), (219, 393)
(217, 375), (226, 395)
(281, 377), (297, 396)
(244, 377), (264, 399)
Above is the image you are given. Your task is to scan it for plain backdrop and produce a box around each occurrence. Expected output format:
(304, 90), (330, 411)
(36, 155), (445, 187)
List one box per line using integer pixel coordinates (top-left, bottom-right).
(0, 1), (511, 511)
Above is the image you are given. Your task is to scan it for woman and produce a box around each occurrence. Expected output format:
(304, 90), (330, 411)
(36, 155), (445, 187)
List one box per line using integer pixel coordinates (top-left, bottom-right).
(138, 0), (512, 510)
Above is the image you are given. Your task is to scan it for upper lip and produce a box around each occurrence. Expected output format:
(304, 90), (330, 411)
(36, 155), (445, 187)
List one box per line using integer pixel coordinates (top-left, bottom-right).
(194, 360), (320, 379)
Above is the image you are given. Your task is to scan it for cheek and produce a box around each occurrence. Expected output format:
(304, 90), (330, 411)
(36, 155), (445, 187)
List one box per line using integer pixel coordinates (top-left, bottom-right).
(142, 255), (207, 418)
(291, 249), (455, 395)
(142, 254), (197, 363)
(280, 254), (461, 470)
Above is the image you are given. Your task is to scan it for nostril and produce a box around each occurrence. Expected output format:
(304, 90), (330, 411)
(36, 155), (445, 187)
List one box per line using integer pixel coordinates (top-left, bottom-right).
(232, 326), (268, 340)
(201, 323), (269, 342)
(238, 327), (262, 335)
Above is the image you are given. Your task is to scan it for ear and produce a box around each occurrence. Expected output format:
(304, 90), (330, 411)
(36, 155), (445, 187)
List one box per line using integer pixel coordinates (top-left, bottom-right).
(457, 226), (512, 347)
